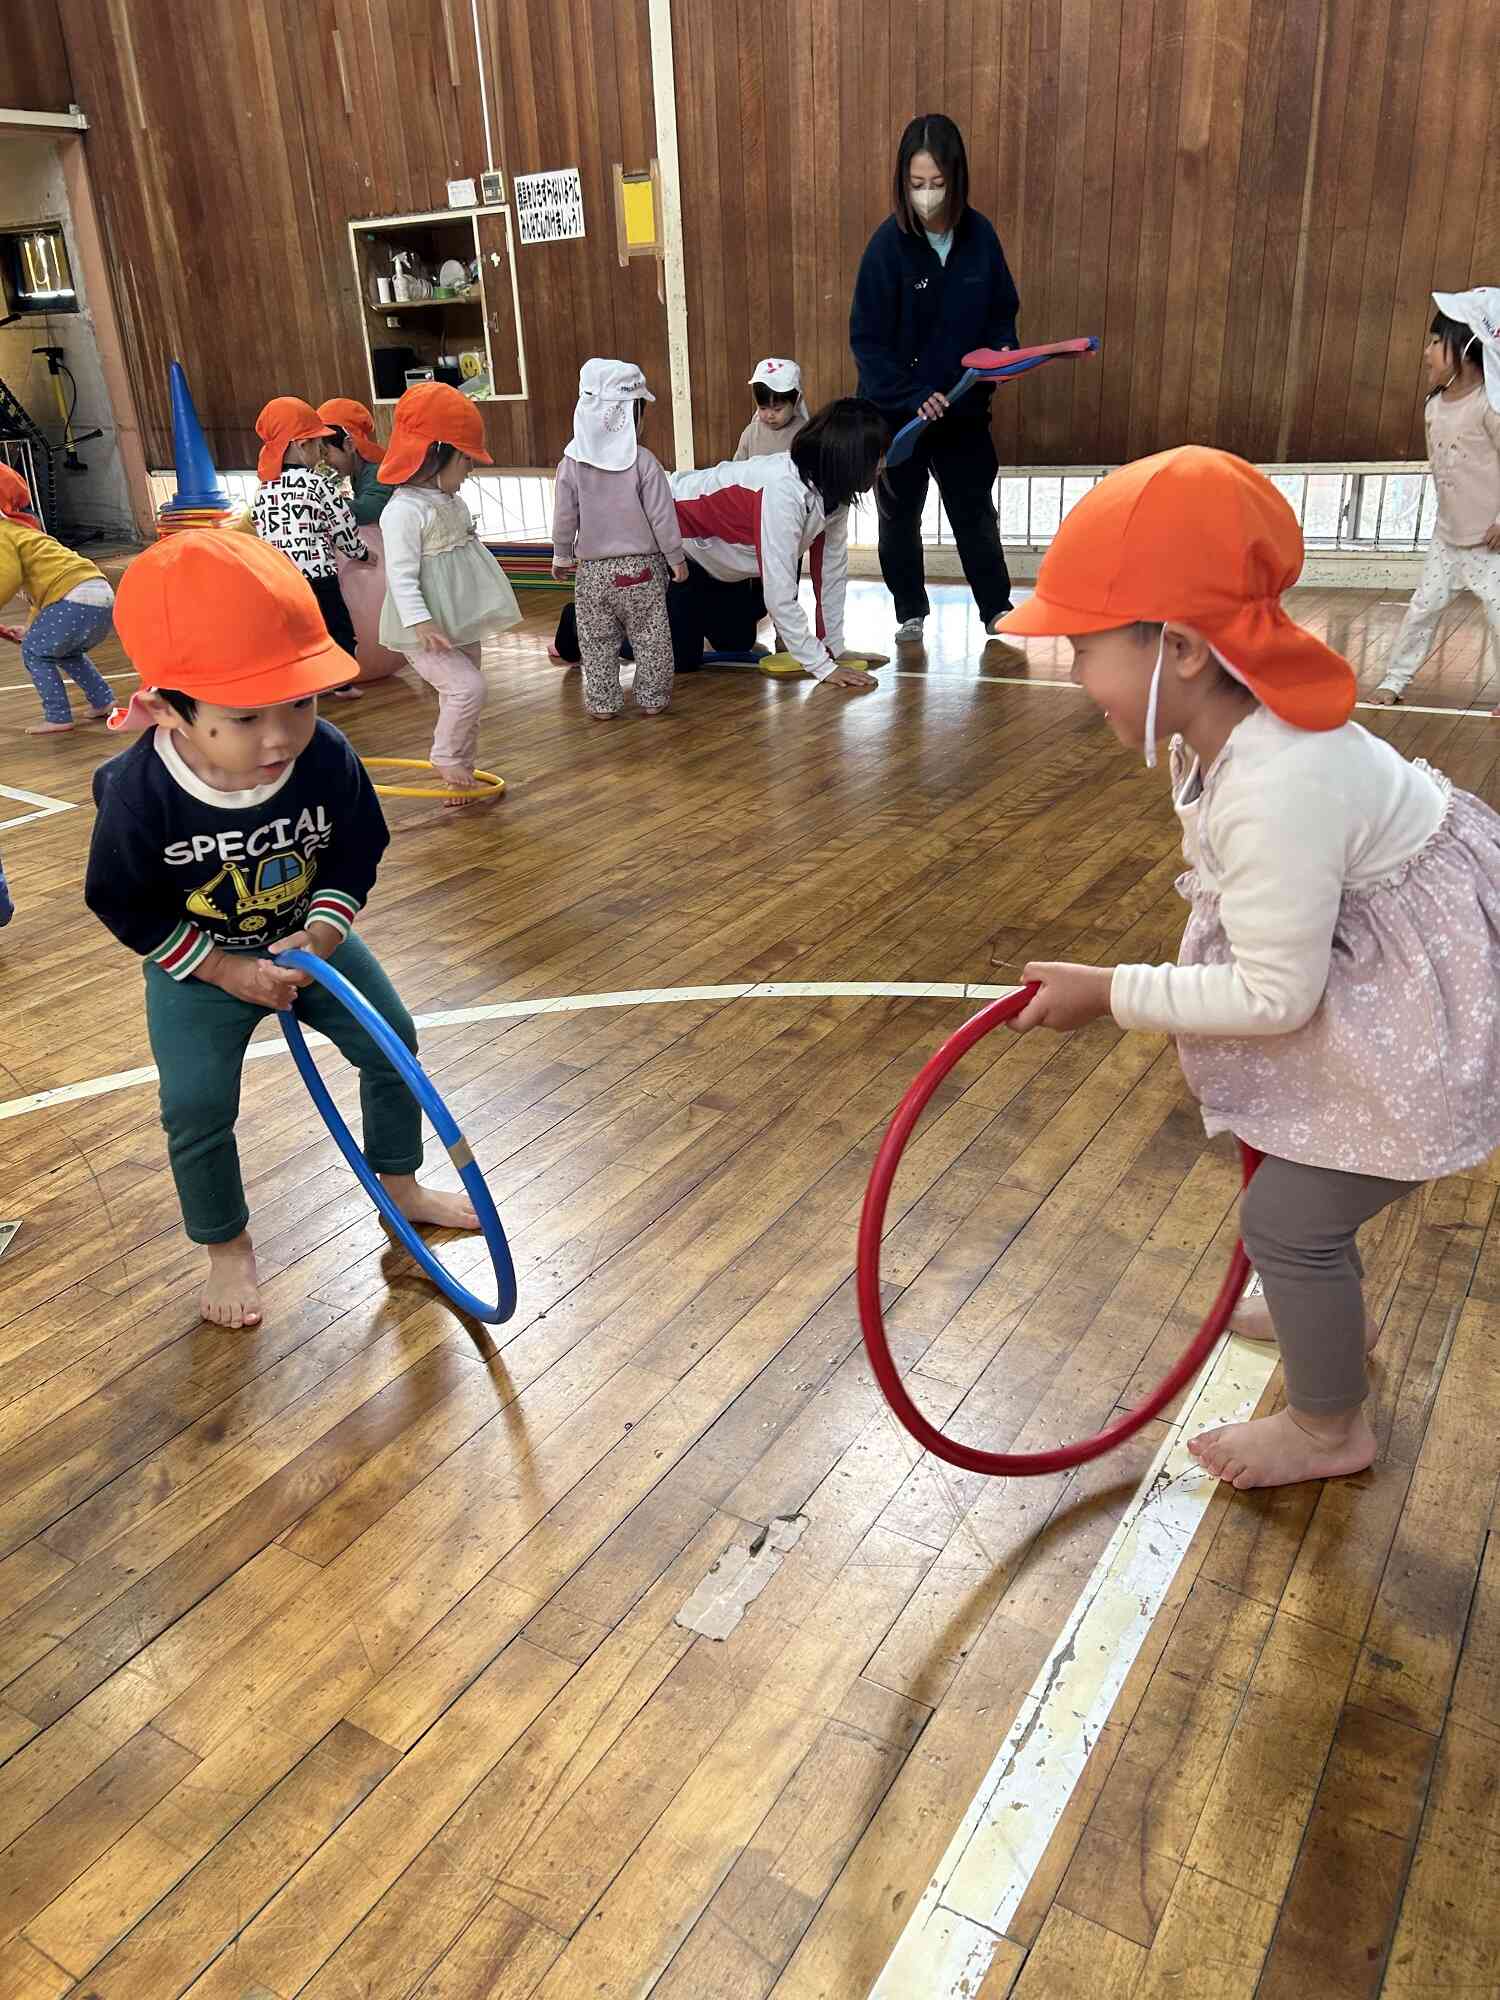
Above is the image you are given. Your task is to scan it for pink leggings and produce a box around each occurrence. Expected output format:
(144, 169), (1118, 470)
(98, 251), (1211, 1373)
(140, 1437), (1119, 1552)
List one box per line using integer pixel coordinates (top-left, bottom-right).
(403, 640), (484, 776)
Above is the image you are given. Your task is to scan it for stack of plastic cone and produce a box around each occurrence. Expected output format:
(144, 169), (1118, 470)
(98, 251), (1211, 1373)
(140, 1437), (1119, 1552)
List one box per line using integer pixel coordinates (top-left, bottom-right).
(157, 361), (232, 536)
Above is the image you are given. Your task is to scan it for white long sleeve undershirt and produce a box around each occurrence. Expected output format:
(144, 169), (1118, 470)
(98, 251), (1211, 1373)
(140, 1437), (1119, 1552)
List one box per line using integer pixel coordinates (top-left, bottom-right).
(1111, 708), (1449, 1038)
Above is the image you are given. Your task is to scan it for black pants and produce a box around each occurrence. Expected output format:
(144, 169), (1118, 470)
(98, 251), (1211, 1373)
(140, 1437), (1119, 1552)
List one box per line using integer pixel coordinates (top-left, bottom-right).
(554, 560), (766, 670)
(308, 572), (360, 669)
(665, 560), (766, 666)
(878, 388), (1011, 625)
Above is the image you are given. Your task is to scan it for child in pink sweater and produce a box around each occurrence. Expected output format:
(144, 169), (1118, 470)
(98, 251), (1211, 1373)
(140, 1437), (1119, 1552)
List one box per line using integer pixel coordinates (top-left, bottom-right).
(551, 359), (687, 718)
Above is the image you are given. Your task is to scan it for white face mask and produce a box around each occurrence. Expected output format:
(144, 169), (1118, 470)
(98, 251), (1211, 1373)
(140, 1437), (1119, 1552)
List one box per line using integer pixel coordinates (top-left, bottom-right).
(910, 187), (946, 222)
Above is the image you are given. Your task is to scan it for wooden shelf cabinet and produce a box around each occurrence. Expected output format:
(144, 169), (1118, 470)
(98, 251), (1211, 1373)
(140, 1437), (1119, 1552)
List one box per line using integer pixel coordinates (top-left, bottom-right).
(348, 207), (526, 408)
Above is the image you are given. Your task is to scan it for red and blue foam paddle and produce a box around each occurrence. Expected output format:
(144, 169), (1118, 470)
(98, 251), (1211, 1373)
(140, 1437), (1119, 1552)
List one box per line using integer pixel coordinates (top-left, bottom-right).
(884, 336), (1100, 468)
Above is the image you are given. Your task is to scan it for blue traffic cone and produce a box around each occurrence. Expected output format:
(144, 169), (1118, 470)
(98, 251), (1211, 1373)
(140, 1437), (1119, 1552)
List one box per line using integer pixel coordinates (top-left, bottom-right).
(161, 360), (229, 512)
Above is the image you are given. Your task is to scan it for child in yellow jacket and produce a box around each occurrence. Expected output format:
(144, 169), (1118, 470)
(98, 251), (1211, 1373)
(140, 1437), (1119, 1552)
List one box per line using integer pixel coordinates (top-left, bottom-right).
(0, 520), (116, 734)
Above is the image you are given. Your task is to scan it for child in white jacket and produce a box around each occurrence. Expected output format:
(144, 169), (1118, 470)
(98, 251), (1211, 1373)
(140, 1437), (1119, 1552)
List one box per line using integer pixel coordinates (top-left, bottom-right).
(669, 399), (887, 686)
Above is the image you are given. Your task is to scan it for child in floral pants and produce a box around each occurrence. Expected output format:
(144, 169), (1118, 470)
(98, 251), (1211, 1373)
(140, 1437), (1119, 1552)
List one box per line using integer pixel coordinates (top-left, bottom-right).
(552, 359), (687, 718)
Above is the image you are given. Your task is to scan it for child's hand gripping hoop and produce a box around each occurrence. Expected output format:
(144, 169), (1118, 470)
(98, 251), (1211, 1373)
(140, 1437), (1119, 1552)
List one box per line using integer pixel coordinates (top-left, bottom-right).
(362, 758), (505, 802)
(857, 985), (1260, 1474)
(276, 948), (517, 1324)
(884, 337), (1101, 470)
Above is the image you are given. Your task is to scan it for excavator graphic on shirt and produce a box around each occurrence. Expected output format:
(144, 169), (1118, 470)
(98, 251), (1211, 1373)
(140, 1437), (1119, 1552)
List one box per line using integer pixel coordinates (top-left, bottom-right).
(184, 847), (316, 935)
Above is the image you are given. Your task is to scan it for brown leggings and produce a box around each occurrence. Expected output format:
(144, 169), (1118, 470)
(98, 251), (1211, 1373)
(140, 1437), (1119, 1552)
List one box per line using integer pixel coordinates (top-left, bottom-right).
(1239, 1153), (1418, 1412)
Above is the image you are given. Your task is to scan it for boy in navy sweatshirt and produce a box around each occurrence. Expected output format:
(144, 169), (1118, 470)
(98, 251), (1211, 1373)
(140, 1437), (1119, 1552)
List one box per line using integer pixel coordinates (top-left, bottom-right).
(86, 532), (477, 1329)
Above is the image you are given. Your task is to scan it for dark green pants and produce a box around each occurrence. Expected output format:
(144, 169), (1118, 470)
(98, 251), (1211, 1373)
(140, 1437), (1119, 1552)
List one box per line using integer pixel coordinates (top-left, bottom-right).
(144, 932), (422, 1244)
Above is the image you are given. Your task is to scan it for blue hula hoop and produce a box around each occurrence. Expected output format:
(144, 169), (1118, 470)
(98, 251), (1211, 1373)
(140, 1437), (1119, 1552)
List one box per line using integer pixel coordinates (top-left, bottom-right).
(276, 948), (517, 1324)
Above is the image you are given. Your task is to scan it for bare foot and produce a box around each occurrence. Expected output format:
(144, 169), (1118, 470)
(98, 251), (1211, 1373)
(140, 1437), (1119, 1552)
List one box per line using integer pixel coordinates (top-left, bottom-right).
(330, 684), (364, 699)
(587, 709), (621, 721)
(1368, 686), (1400, 706)
(431, 765), (480, 809)
(26, 720), (74, 735)
(379, 1173), (480, 1231)
(88, 706), (114, 722)
(201, 1233), (263, 1328)
(1188, 1405), (1376, 1489)
(1232, 1290), (1382, 1355)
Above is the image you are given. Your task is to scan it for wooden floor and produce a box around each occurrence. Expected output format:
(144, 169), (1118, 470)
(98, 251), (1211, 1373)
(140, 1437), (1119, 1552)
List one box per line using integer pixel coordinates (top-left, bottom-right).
(0, 573), (1498, 1999)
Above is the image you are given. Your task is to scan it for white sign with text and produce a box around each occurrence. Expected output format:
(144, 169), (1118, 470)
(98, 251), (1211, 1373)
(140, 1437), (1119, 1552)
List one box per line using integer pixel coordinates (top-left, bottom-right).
(513, 168), (586, 244)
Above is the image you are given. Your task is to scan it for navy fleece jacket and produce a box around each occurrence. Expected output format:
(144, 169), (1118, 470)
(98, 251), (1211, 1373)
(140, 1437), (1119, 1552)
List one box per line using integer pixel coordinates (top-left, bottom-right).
(850, 208), (1020, 416)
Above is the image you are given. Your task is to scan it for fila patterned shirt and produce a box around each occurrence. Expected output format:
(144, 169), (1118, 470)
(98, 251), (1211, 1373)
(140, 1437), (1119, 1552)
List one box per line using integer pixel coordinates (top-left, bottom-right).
(251, 465), (367, 579)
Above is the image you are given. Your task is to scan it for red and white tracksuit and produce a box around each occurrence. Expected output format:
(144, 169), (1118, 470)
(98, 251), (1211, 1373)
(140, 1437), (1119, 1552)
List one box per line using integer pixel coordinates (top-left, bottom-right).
(668, 455), (848, 678)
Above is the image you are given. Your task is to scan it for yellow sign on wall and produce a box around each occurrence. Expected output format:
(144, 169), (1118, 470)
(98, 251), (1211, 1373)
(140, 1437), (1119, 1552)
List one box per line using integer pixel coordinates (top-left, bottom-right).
(621, 176), (657, 252)
(613, 161), (664, 300)
(614, 162), (663, 267)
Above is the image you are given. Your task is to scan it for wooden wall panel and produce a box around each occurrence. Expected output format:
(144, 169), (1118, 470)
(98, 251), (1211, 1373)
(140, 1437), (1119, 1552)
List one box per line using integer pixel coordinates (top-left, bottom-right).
(1374, 0), (1462, 450)
(54, 0), (668, 471)
(485, 0), (671, 467)
(675, 0), (1500, 469)
(39, 0), (1500, 474)
(0, 1), (74, 114)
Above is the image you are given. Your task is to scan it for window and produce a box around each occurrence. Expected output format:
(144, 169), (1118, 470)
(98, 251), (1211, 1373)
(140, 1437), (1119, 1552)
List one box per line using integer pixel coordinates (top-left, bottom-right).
(0, 225), (77, 315)
(258, 855), (304, 890)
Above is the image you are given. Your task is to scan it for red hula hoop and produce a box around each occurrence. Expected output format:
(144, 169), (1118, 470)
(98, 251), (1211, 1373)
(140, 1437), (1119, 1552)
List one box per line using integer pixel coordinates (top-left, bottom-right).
(856, 987), (1262, 1476)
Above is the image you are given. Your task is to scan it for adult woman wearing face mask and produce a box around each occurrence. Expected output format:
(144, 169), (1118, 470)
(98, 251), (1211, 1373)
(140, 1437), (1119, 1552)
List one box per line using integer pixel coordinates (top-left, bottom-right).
(850, 113), (1022, 656)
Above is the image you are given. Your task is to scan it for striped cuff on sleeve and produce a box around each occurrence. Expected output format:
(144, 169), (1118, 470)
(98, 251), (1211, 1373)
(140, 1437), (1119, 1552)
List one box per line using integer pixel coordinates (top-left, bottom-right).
(305, 890), (361, 943)
(150, 921), (214, 981)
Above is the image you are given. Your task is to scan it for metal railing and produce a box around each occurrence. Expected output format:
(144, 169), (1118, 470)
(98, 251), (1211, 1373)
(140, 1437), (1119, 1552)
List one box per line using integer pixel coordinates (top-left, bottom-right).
(150, 463), (1438, 557)
(146, 467), (555, 542)
(848, 464), (1437, 555)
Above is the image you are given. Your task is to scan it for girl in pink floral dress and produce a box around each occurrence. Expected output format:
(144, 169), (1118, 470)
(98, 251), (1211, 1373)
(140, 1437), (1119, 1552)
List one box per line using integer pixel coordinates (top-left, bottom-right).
(995, 445), (1500, 1492)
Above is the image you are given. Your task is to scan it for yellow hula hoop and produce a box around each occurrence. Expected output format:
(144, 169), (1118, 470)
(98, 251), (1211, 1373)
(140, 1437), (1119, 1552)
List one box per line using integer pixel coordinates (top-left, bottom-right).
(363, 758), (506, 801)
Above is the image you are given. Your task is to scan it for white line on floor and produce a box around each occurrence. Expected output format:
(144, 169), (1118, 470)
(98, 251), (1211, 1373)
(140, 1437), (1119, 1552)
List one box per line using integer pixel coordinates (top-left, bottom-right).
(2, 959), (1270, 1994)
(0, 668), (134, 695)
(0, 780), (78, 831)
(689, 663), (1497, 712)
(910, 673), (1496, 718)
(868, 1332), (1277, 1999)
(2, 667), (1491, 717)
(881, 671), (1073, 686)
(0, 978), (1021, 1125)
